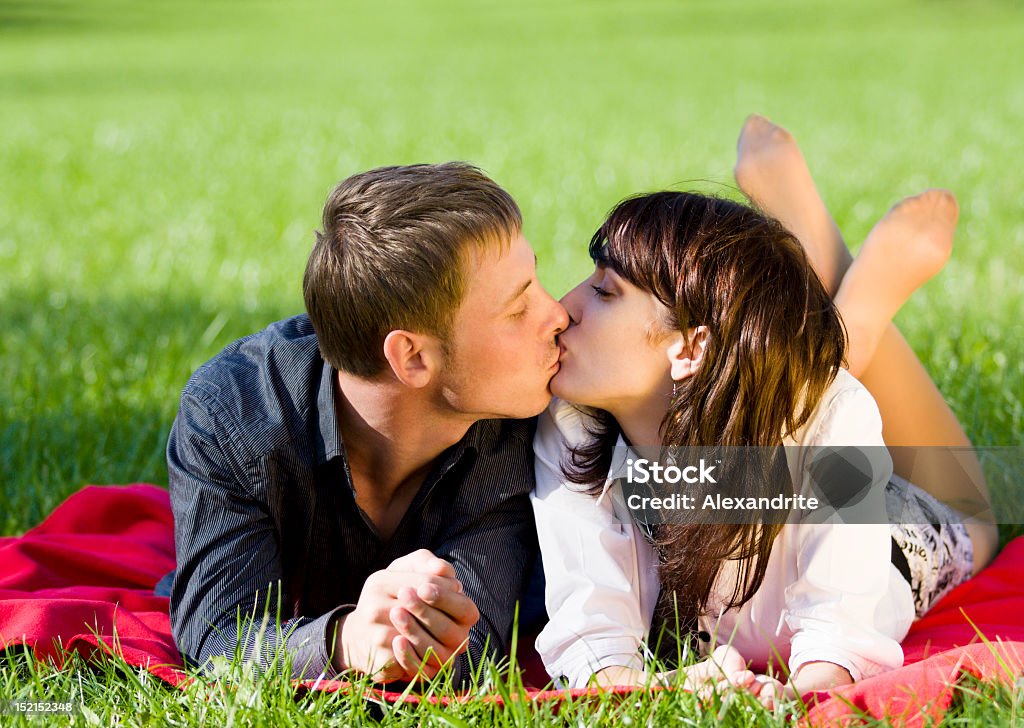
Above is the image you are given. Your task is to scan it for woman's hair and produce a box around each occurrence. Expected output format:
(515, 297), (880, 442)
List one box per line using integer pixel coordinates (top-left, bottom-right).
(565, 191), (846, 627)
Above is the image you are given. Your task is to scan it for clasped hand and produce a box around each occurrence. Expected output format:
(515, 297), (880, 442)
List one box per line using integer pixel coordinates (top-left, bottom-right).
(332, 549), (480, 683)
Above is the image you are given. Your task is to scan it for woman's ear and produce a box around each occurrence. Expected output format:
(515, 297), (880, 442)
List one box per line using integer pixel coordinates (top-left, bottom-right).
(667, 325), (710, 382)
(382, 330), (442, 388)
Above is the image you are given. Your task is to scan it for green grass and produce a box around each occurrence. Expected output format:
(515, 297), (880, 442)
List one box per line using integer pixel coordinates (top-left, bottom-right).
(3, 632), (1024, 727)
(3, 633), (1022, 728)
(2, 0), (1024, 724)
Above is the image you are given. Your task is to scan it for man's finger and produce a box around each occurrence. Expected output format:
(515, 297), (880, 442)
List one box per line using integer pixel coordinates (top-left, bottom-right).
(390, 634), (435, 681)
(387, 549), (457, 580)
(390, 605), (454, 671)
(396, 587), (471, 649)
(414, 578), (479, 626)
(369, 654), (412, 684)
(370, 569), (462, 601)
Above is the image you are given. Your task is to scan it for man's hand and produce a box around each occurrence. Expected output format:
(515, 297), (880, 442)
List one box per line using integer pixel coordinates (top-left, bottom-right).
(332, 549), (479, 682)
(386, 550), (480, 680)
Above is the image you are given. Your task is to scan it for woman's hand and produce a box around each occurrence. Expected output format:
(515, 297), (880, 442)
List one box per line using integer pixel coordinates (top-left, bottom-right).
(749, 674), (790, 709)
(750, 660), (853, 709)
(656, 645), (756, 696)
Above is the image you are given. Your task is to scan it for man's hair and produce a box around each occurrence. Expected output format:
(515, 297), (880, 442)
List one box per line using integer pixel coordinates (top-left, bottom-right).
(303, 162), (522, 377)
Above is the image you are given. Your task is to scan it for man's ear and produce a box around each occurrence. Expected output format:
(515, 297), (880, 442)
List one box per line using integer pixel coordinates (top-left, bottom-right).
(382, 330), (442, 388)
(666, 325), (710, 382)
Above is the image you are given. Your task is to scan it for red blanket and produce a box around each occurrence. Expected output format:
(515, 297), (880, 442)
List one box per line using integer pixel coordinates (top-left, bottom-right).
(2, 484), (1021, 725)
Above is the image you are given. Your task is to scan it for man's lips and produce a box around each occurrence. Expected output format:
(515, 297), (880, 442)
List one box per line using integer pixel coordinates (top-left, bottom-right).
(547, 345), (562, 371)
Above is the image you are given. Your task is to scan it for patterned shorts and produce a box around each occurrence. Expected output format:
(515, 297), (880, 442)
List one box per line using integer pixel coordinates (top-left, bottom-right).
(886, 474), (975, 617)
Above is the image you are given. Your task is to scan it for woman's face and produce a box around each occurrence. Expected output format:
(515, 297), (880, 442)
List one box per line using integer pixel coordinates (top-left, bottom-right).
(551, 263), (676, 412)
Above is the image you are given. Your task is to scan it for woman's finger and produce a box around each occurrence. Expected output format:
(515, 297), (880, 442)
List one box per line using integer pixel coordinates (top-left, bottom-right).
(758, 679), (779, 710)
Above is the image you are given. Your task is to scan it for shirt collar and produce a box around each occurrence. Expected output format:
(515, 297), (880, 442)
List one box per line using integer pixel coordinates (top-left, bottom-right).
(314, 361), (343, 465)
(313, 359), (493, 467)
(597, 432), (636, 506)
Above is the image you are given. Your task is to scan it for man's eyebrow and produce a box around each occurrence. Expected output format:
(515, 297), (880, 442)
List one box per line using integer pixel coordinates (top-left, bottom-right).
(503, 279), (532, 308)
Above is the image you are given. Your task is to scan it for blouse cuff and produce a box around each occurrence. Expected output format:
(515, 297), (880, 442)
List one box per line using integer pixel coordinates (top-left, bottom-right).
(542, 636), (646, 688)
(788, 628), (902, 683)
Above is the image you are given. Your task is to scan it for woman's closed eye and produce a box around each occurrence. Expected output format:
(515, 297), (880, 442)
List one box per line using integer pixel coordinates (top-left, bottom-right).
(590, 285), (612, 299)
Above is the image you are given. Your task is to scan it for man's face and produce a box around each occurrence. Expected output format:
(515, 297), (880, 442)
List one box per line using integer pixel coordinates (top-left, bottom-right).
(438, 231), (569, 420)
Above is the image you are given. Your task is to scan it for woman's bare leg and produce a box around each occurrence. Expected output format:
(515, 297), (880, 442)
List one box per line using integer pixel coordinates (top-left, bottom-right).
(734, 114), (998, 573)
(734, 114), (851, 297)
(833, 190), (956, 378)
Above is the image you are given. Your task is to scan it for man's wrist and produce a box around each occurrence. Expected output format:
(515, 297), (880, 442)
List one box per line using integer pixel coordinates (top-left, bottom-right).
(327, 607), (356, 674)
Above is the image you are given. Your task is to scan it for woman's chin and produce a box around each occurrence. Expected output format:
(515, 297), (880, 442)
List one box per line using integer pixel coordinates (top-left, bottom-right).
(548, 370), (571, 401)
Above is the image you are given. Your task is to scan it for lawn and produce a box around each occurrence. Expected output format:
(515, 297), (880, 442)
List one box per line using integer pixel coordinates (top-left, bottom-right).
(2, 0), (1024, 724)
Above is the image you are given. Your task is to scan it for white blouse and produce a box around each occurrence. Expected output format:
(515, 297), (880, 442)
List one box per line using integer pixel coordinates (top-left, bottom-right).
(531, 368), (916, 688)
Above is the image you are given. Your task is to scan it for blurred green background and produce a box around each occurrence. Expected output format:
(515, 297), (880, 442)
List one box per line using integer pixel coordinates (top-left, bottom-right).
(2, 0), (1023, 534)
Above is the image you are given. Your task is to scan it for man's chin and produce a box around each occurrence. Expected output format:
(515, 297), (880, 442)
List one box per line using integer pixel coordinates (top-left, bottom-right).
(483, 390), (554, 420)
(521, 391), (555, 418)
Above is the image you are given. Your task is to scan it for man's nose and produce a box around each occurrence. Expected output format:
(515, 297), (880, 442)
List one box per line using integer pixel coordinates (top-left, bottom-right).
(536, 284), (570, 335)
(557, 284), (583, 328)
(549, 296), (570, 334)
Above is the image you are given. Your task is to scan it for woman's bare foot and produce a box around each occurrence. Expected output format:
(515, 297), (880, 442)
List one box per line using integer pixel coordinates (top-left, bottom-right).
(734, 114), (852, 295)
(835, 189), (958, 376)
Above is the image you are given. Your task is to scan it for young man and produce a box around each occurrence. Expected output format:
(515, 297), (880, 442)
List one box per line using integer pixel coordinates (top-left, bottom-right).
(167, 163), (568, 684)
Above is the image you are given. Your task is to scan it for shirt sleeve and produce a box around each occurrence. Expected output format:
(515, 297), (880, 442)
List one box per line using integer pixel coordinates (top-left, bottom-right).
(167, 389), (352, 680)
(530, 401), (659, 687)
(785, 382), (911, 681)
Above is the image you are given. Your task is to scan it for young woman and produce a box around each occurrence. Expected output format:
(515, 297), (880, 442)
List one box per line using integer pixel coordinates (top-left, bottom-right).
(531, 116), (999, 702)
